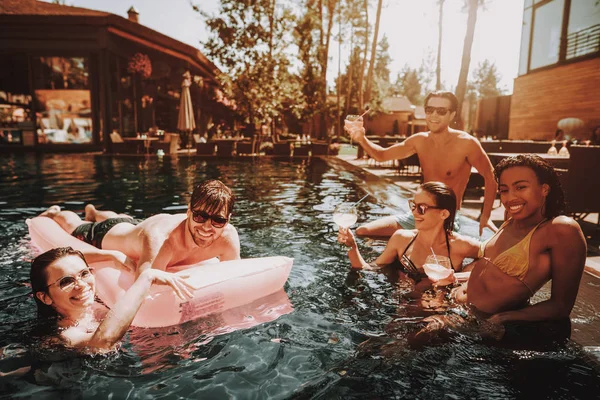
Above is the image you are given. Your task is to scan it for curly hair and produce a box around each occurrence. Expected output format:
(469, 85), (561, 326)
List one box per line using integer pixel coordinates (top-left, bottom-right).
(420, 181), (457, 233)
(494, 154), (565, 218)
(30, 247), (89, 319)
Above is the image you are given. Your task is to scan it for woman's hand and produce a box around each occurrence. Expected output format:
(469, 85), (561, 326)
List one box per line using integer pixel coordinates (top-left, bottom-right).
(337, 227), (357, 248)
(143, 270), (194, 300)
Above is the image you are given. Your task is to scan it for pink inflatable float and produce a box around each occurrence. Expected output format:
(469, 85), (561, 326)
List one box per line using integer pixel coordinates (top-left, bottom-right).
(27, 217), (294, 328)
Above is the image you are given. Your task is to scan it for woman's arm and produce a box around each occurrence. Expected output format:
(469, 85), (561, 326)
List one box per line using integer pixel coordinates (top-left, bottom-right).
(62, 270), (194, 350)
(489, 218), (586, 324)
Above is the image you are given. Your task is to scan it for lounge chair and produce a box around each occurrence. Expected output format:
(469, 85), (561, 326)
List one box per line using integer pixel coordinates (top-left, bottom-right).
(560, 145), (600, 224)
(196, 142), (216, 156)
(108, 132), (137, 154)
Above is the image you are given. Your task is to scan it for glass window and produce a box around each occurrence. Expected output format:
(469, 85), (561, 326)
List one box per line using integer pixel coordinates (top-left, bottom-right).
(0, 54), (34, 145)
(566, 0), (600, 59)
(519, 8), (533, 75)
(530, 0), (564, 70)
(525, 0), (533, 8)
(31, 57), (93, 144)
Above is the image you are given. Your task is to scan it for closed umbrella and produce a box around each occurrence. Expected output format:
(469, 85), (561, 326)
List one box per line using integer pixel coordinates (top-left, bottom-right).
(177, 71), (196, 151)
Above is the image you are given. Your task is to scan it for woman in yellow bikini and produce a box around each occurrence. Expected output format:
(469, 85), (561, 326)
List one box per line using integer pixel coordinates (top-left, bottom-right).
(452, 154), (586, 324)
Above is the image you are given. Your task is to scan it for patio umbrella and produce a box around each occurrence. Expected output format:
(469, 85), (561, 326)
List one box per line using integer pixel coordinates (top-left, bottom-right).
(177, 71), (196, 150)
(557, 117), (585, 134)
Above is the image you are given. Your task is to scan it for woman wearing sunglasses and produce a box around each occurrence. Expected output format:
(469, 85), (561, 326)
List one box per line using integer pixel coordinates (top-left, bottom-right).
(30, 247), (193, 351)
(338, 182), (480, 289)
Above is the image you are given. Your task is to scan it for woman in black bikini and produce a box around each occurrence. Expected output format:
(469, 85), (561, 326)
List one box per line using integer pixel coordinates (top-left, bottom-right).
(338, 182), (479, 289)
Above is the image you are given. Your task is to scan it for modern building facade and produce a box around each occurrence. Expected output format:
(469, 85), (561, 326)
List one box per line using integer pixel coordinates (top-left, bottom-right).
(509, 0), (599, 140)
(0, 0), (229, 152)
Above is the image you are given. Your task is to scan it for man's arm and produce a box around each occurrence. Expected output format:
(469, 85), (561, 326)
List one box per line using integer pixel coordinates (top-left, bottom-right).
(350, 127), (419, 162)
(467, 138), (498, 236)
(218, 225), (241, 261)
(489, 218), (586, 323)
(81, 249), (136, 272)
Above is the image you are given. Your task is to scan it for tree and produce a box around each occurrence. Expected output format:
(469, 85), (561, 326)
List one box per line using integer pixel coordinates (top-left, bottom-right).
(436, 0), (445, 91)
(393, 65), (424, 106)
(198, 0), (301, 133)
(470, 59), (504, 99)
(455, 0), (485, 129)
(464, 59), (504, 131)
(364, 0), (383, 105)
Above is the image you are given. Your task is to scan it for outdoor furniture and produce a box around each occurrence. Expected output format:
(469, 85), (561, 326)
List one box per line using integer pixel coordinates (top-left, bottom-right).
(216, 139), (237, 156)
(108, 132), (137, 154)
(236, 140), (254, 155)
(292, 143), (310, 156)
(480, 140), (559, 154)
(311, 142), (329, 156)
(396, 154), (421, 176)
(559, 145), (600, 223)
(487, 152), (570, 170)
(273, 142), (292, 156)
(196, 142), (216, 155)
(151, 133), (179, 154)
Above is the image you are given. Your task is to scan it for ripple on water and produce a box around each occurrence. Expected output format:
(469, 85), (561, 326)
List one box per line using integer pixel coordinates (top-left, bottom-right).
(1, 154), (600, 398)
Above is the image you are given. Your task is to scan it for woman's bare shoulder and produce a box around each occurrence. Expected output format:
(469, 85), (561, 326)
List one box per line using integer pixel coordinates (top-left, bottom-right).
(449, 232), (481, 248)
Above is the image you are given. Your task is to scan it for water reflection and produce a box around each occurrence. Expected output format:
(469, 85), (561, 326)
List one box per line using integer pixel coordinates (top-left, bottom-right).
(0, 154), (599, 398)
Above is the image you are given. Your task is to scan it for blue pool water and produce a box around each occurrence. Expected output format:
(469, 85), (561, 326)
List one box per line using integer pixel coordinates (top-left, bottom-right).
(0, 154), (599, 398)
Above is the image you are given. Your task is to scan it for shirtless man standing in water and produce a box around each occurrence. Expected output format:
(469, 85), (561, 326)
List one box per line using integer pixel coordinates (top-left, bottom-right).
(347, 91), (497, 237)
(40, 179), (240, 278)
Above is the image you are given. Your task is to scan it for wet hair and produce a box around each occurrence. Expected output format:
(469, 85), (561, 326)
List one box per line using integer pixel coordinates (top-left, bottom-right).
(424, 91), (458, 112)
(30, 247), (89, 319)
(420, 181), (457, 233)
(494, 154), (565, 218)
(190, 179), (235, 215)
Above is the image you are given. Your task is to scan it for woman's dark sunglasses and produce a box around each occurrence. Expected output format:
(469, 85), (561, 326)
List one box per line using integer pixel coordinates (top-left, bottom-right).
(408, 200), (441, 215)
(424, 106), (452, 116)
(46, 268), (94, 292)
(191, 210), (229, 228)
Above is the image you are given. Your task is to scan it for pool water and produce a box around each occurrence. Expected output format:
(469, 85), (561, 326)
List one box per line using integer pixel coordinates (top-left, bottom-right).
(1, 154), (599, 398)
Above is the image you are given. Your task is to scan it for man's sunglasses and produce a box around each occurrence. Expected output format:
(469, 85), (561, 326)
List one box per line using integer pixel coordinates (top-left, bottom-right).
(191, 210), (229, 228)
(424, 106), (453, 116)
(408, 200), (441, 215)
(46, 268), (94, 292)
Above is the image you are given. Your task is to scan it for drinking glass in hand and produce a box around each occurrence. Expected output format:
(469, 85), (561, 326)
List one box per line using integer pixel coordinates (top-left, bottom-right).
(333, 203), (358, 228)
(344, 115), (364, 146)
(423, 255), (454, 286)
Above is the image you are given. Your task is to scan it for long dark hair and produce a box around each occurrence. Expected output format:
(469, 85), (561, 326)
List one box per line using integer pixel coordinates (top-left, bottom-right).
(30, 247), (89, 319)
(190, 180), (235, 215)
(421, 181), (457, 233)
(494, 154), (565, 218)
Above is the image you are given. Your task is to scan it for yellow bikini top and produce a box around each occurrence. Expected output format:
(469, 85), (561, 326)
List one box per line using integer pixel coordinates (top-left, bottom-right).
(478, 219), (546, 281)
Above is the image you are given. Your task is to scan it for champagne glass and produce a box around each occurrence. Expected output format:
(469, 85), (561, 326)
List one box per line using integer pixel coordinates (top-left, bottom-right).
(333, 203), (358, 229)
(344, 115), (363, 147)
(423, 254), (454, 286)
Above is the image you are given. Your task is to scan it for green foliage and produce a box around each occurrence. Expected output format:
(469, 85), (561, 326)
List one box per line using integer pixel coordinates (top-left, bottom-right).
(469, 59), (504, 99)
(392, 65), (424, 106)
(199, 0), (303, 126)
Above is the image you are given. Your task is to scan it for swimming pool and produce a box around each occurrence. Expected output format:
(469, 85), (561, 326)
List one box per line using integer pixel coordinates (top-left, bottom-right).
(1, 154), (599, 398)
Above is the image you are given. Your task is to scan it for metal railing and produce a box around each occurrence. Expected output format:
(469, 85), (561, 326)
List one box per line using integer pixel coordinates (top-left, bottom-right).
(566, 24), (600, 59)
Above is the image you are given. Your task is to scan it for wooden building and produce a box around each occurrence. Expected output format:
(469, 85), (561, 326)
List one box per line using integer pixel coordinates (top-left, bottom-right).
(364, 96), (415, 137)
(509, 0), (599, 141)
(0, 0), (229, 152)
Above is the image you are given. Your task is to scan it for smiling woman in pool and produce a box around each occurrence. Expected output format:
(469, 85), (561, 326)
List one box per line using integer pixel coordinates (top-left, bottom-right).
(452, 154), (586, 324)
(31, 247), (193, 351)
(338, 182), (480, 290)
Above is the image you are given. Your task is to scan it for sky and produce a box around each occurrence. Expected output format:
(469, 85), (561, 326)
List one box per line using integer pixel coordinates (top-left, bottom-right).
(45, 0), (525, 93)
